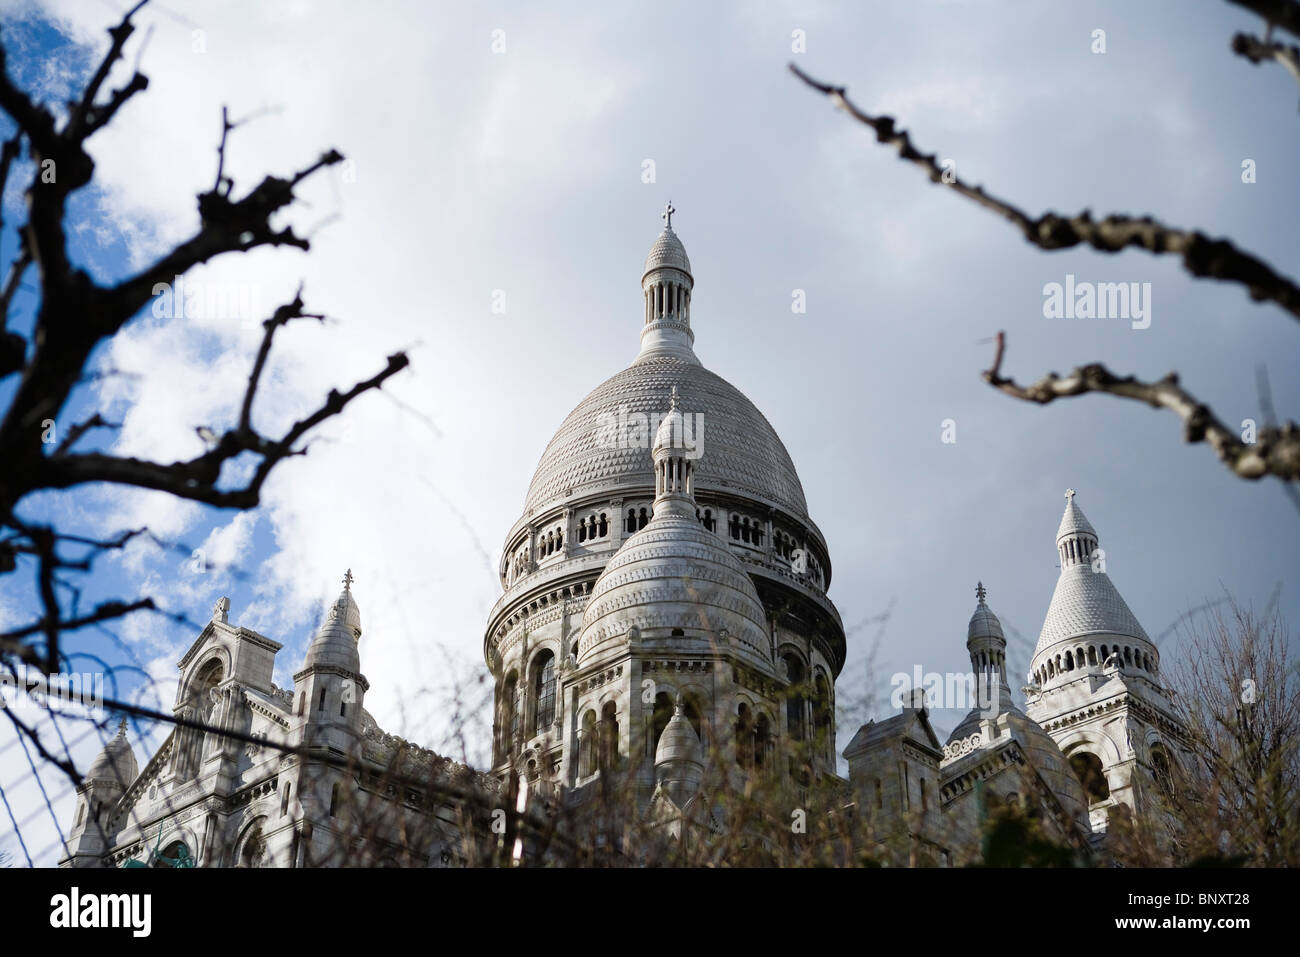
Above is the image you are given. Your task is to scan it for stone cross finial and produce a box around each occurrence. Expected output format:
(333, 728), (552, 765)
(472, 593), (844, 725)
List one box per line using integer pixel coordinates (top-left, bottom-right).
(975, 581), (987, 603)
(212, 595), (230, 623)
(115, 717), (127, 737)
(342, 568), (354, 590)
(1065, 488), (1076, 504)
(662, 201), (675, 230)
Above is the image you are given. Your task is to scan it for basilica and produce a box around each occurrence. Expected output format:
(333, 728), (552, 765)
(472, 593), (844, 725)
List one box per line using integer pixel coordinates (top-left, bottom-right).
(60, 210), (1191, 867)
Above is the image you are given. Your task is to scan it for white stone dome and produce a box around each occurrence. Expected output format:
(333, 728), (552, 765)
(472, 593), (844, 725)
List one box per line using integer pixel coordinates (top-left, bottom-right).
(643, 227), (692, 279)
(85, 720), (138, 788)
(523, 356), (809, 518)
(303, 575), (363, 673)
(577, 497), (772, 669)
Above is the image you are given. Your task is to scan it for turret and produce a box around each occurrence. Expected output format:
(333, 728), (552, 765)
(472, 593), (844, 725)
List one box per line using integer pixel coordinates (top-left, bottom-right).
(654, 703), (704, 807)
(636, 202), (699, 364)
(62, 718), (137, 867)
(293, 570), (369, 755)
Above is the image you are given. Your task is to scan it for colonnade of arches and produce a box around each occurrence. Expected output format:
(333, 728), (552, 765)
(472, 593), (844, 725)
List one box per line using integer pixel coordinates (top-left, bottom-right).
(1034, 642), (1157, 685)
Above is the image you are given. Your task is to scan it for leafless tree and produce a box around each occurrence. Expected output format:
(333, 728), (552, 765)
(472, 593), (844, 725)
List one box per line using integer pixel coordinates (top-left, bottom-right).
(791, 0), (1300, 493)
(0, 2), (407, 779)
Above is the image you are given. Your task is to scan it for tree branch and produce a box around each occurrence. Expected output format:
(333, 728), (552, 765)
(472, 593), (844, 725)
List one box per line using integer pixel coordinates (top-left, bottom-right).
(1232, 32), (1300, 90)
(788, 62), (1300, 324)
(1228, 0), (1300, 41)
(983, 331), (1300, 483)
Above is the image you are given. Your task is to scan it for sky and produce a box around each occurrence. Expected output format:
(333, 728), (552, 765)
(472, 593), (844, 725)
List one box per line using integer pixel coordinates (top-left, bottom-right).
(1, 0), (1298, 865)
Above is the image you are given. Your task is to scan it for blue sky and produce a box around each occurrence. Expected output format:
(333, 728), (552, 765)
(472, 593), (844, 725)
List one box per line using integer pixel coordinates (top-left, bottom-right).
(1, 0), (1298, 865)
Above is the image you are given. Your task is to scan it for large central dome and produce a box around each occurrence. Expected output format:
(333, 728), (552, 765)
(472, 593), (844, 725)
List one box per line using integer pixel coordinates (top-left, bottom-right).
(523, 355), (809, 518)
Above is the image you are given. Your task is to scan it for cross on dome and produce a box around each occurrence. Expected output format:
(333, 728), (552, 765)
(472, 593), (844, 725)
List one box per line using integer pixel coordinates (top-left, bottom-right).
(1065, 488), (1076, 503)
(975, 581), (987, 604)
(662, 201), (675, 230)
(342, 568), (354, 590)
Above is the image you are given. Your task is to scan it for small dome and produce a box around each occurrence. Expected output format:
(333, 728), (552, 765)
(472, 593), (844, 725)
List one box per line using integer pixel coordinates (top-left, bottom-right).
(577, 496), (772, 668)
(643, 227), (692, 280)
(655, 705), (703, 766)
(85, 719), (138, 789)
(303, 572), (363, 673)
(968, 583), (1005, 642)
(653, 386), (685, 455)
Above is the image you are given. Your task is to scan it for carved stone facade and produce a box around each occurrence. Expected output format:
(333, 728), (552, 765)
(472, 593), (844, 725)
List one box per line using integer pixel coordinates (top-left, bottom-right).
(61, 576), (492, 868)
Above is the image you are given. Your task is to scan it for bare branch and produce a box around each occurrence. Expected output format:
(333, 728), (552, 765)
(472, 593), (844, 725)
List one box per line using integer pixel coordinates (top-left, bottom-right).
(40, 348), (410, 508)
(983, 332), (1300, 484)
(240, 287), (324, 432)
(1228, 0), (1300, 40)
(1232, 32), (1300, 90)
(788, 62), (1300, 323)
(66, 0), (149, 140)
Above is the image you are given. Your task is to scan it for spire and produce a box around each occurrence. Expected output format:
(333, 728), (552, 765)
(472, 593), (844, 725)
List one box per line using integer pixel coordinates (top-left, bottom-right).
(302, 571), (363, 672)
(637, 207), (698, 365)
(652, 387), (696, 508)
(966, 582), (1011, 706)
(1033, 491), (1153, 676)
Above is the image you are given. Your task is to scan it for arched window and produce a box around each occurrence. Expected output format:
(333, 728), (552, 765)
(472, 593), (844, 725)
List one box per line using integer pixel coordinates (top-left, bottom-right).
(598, 513), (608, 537)
(735, 703), (753, 768)
(296, 692), (304, 716)
(599, 701), (619, 770)
(784, 655), (806, 740)
(1065, 651), (1074, 671)
(531, 651), (556, 735)
(638, 508), (649, 530)
(318, 687), (327, 712)
(626, 509), (636, 533)
(578, 519), (587, 543)
(498, 672), (519, 763)
(682, 695), (705, 746)
(813, 674), (833, 757)
(579, 710), (597, 777)
(649, 692), (673, 760)
(741, 518), (751, 543)
(1150, 743), (1174, 795)
(1070, 751), (1110, 803)
(155, 840), (194, 869)
(755, 712), (772, 768)
(729, 514), (740, 539)
(281, 782), (292, 817)
(1088, 646), (1098, 666)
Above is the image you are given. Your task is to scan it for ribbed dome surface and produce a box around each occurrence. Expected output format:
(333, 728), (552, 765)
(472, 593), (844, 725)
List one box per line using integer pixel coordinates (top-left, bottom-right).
(968, 602), (1004, 642)
(655, 707), (703, 765)
(1005, 710), (1089, 823)
(1057, 497), (1097, 541)
(303, 583), (363, 673)
(1034, 564), (1149, 657)
(523, 356), (808, 517)
(577, 499), (772, 668)
(85, 722), (138, 788)
(643, 228), (691, 277)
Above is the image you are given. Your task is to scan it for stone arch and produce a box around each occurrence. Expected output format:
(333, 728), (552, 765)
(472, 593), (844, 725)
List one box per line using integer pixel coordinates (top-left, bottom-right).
(1057, 727), (1124, 769)
(234, 814), (270, 868)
